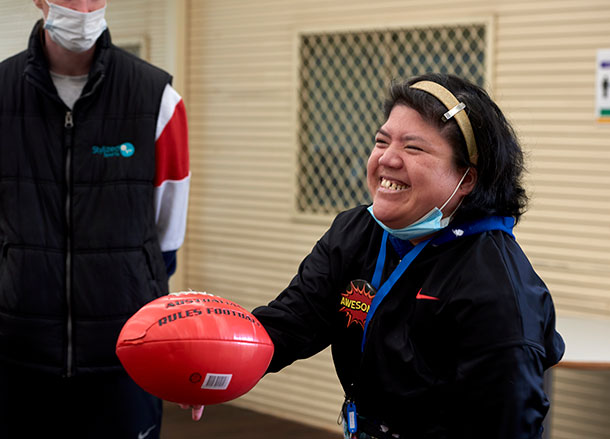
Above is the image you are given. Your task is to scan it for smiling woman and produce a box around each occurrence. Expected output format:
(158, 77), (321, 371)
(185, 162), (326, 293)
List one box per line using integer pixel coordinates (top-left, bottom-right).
(251, 73), (565, 439)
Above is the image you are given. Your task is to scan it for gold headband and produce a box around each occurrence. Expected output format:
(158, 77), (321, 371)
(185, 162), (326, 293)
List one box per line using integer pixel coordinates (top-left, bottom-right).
(410, 80), (478, 165)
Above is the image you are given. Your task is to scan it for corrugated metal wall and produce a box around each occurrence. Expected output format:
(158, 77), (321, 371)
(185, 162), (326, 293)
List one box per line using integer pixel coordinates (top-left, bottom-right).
(0, 3), (39, 56)
(185, 0), (610, 437)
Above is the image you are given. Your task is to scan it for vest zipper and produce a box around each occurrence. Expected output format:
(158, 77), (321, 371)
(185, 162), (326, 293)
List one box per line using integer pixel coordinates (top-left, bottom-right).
(60, 72), (102, 377)
(64, 110), (74, 377)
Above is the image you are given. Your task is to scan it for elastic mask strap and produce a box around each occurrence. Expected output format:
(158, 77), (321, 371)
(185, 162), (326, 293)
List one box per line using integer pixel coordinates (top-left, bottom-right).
(439, 167), (470, 211)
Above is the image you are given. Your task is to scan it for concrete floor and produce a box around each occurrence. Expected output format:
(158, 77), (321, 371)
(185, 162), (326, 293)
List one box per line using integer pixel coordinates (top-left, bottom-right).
(160, 402), (341, 438)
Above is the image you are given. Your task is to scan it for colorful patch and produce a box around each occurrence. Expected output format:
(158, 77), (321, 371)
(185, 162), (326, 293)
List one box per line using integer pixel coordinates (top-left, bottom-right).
(92, 142), (135, 158)
(339, 280), (376, 329)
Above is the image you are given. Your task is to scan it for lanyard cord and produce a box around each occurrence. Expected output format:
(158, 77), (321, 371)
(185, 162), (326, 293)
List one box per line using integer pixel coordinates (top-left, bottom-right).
(370, 230), (388, 289)
(348, 217), (516, 430)
(361, 232), (431, 352)
(360, 216), (516, 352)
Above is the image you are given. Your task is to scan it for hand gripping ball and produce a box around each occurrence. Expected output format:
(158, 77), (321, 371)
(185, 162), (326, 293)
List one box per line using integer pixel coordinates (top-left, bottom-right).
(116, 291), (274, 405)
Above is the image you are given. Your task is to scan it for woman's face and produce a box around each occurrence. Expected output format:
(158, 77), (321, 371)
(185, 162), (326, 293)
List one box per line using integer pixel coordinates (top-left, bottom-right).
(367, 104), (474, 229)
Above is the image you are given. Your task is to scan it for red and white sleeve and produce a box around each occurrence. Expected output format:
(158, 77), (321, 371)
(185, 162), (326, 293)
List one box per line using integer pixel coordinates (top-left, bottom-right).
(154, 83), (190, 252)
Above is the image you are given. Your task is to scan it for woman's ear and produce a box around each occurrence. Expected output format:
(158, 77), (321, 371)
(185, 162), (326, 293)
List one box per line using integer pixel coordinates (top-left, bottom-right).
(458, 167), (477, 195)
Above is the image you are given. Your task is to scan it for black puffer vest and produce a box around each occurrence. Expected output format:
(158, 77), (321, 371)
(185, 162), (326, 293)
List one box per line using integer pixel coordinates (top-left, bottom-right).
(0, 21), (170, 376)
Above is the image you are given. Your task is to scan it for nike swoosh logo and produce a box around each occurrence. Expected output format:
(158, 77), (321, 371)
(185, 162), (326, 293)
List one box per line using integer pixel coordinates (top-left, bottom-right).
(138, 425), (156, 439)
(415, 288), (439, 301)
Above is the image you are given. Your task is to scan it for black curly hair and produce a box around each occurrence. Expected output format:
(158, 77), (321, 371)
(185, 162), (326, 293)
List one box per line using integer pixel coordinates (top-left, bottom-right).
(383, 73), (528, 222)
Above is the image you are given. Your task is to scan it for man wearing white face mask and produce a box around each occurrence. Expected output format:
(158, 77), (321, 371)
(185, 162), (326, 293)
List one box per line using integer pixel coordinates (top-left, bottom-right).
(0, 1), (190, 438)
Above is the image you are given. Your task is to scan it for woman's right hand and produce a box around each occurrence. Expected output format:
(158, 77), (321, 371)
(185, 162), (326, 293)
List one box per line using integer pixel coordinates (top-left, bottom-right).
(178, 404), (205, 421)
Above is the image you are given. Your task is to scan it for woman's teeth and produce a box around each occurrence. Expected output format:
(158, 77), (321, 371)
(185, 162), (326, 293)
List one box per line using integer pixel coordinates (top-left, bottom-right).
(381, 178), (408, 191)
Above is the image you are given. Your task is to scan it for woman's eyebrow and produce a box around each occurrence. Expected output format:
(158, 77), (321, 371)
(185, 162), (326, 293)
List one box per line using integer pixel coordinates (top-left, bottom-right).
(376, 129), (430, 145)
(375, 128), (390, 138)
(402, 134), (431, 145)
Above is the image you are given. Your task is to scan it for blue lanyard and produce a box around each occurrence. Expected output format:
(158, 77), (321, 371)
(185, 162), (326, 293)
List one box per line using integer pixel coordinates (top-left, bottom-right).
(361, 232), (431, 351)
(360, 216), (516, 352)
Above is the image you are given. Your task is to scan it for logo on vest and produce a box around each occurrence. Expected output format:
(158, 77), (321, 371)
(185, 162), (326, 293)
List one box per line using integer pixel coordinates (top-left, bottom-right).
(92, 142), (135, 158)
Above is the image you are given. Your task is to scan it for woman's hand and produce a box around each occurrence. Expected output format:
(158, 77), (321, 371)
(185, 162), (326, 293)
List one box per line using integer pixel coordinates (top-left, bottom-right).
(178, 403), (205, 421)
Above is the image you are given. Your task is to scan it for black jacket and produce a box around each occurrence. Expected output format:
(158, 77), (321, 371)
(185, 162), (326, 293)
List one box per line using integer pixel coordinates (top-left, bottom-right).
(0, 21), (171, 376)
(253, 206), (565, 438)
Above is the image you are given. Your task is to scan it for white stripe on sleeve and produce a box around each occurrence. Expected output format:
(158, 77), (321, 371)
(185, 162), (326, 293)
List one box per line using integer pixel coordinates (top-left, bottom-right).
(156, 84), (183, 141)
(154, 172), (191, 252)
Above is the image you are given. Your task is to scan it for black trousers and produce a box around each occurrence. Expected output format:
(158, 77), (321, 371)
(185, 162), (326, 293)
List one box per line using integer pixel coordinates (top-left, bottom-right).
(0, 362), (163, 439)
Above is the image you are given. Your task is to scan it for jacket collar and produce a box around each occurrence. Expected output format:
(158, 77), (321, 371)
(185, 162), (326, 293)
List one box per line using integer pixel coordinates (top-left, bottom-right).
(24, 20), (53, 93)
(389, 216), (516, 258)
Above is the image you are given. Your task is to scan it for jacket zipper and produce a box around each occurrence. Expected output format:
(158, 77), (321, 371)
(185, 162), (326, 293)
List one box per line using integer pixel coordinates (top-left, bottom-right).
(64, 110), (74, 377)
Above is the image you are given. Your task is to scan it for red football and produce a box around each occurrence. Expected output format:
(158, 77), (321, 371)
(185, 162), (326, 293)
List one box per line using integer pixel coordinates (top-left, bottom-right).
(116, 291), (274, 405)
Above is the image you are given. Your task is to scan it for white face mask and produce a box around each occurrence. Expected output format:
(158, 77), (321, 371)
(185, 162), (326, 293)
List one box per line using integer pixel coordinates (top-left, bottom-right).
(43, 1), (107, 53)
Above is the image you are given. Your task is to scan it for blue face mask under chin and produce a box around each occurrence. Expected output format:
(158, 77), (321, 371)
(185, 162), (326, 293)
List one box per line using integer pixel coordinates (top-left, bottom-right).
(368, 168), (470, 241)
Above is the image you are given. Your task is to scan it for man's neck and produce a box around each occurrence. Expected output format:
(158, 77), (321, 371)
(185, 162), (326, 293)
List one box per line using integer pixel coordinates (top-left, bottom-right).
(43, 29), (95, 76)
